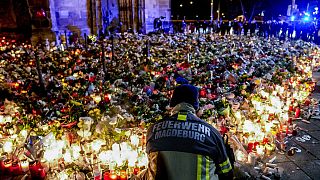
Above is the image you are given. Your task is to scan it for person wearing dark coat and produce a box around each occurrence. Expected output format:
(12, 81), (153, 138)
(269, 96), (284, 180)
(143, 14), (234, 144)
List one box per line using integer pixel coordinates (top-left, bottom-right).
(133, 84), (234, 180)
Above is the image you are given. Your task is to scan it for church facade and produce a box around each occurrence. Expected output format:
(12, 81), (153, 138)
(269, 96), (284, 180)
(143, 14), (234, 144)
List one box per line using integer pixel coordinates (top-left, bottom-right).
(0, 0), (171, 42)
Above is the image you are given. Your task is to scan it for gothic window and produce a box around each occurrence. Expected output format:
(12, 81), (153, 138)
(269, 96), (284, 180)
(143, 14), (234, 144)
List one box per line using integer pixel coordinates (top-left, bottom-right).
(118, 0), (145, 32)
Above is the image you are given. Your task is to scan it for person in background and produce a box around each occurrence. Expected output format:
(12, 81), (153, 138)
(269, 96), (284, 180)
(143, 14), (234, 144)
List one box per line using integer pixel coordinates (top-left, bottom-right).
(249, 21), (256, 36)
(243, 21), (249, 36)
(195, 20), (201, 34)
(133, 84), (233, 180)
(181, 20), (187, 33)
(203, 20), (208, 33)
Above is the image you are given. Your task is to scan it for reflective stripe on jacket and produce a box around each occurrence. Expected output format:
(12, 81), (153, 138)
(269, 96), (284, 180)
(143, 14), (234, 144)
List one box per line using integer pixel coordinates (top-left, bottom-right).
(138, 103), (232, 180)
(137, 151), (218, 180)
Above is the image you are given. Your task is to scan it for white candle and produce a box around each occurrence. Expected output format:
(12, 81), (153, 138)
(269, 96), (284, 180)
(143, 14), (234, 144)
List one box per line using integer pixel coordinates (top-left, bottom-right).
(61, 44), (64, 51)
(130, 135), (140, 147)
(3, 141), (13, 153)
(256, 145), (264, 156)
(0, 115), (4, 124)
(20, 160), (29, 172)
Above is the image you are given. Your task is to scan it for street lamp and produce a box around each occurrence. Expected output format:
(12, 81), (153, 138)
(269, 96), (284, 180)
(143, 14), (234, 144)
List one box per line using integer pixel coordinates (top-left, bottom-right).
(211, 0), (213, 22)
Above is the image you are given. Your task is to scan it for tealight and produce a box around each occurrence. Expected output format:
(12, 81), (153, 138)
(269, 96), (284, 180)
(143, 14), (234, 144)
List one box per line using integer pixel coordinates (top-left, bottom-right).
(3, 141), (13, 153)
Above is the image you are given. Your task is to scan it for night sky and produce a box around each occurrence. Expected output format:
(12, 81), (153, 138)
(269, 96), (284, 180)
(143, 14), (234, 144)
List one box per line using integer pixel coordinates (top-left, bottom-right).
(171, 0), (317, 20)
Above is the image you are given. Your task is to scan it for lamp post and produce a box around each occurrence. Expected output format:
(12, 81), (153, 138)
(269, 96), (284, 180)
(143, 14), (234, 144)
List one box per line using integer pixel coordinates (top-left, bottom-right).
(90, 0), (94, 34)
(217, 0), (221, 20)
(211, 0), (213, 22)
(35, 52), (46, 93)
(111, 35), (114, 61)
(101, 40), (107, 79)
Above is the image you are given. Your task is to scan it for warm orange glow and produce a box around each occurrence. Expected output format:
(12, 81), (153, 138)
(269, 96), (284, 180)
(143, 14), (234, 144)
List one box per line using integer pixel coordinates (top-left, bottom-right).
(110, 174), (118, 180)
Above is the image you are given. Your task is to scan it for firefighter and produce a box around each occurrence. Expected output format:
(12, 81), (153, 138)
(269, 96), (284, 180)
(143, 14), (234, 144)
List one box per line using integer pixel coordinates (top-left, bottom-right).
(133, 84), (233, 180)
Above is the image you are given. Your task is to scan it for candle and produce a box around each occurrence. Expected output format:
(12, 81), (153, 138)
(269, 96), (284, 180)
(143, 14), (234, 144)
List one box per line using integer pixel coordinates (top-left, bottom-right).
(104, 94), (111, 103)
(1, 159), (12, 175)
(112, 143), (120, 152)
(61, 44), (65, 51)
(247, 142), (254, 153)
(63, 151), (73, 163)
(91, 139), (104, 152)
(109, 170), (118, 180)
(92, 95), (102, 103)
(120, 170), (128, 180)
(200, 89), (206, 98)
(103, 172), (111, 180)
(295, 107), (300, 118)
(133, 167), (139, 175)
(235, 150), (246, 162)
(130, 135), (140, 147)
(99, 150), (111, 165)
(0, 115), (4, 124)
(58, 171), (69, 180)
(10, 161), (22, 175)
(3, 141), (13, 153)
(247, 152), (256, 165)
(256, 145), (264, 156)
(29, 161), (46, 179)
(265, 144), (275, 155)
(93, 164), (101, 180)
(20, 160), (29, 172)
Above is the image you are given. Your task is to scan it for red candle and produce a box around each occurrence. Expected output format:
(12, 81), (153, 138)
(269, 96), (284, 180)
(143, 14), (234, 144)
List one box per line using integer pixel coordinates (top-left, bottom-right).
(104, 94), (111, 103)
(120, 170), (128, 180)
(29, 161), (46, 179)
(282, 125), (288, 133)
(109, 174), (118, 180)
(305, 99), (311, 106)
(247, 143), (254, 153)
(104, 171), (117, 180)
(133, 168), (139, 175)
(200, 89), (206, 98)
(0, 160), (12, 175)
(211, 93), (218, 100)
(262, 138), (269, 144)
(295, 107), (300, 118)
(103, 172), (111, 180)
(10, 161), (22, 175)
(288, 105), (293, 112)
(253, 142), (260, 149)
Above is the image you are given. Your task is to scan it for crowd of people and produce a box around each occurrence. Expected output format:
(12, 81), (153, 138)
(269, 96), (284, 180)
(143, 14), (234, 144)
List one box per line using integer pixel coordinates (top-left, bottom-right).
(175, 18), (320, 44)
(0, 31), (319, 179)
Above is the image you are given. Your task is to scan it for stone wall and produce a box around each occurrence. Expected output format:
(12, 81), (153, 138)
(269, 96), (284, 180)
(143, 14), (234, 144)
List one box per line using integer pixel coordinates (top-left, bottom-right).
(0, 0), (17, 29)
(102, 0), (119, 30)
(51, 0), (90, 37)
(29, 0), (171, 41)
(145, 0), (171, 32)
(49, 0), (120, 38)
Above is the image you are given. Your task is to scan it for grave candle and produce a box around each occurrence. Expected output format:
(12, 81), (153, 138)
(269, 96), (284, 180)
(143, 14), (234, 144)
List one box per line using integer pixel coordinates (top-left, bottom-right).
(20, 159), (29, 172)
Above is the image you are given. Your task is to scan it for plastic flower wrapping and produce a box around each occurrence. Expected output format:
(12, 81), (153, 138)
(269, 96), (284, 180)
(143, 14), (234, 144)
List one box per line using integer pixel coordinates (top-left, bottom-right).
(0, 34), (320, 179)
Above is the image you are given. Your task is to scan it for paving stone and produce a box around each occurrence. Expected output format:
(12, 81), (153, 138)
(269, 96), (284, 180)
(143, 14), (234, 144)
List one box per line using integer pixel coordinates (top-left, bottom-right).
(264, 153), (291, 163)
(307, 130), (320, 141)
(284, 142), (317, 162)
(293, 135), (320, 159)
(277, 162), (311, 180)
(294, 160), (320, 180)
(295, 121), (320, 131)
(309, 117), (320, 127)
(309, 118), (320, 129)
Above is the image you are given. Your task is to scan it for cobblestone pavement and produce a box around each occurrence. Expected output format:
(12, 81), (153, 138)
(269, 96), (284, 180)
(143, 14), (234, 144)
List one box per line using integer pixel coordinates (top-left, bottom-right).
(267, 71), (320, 180)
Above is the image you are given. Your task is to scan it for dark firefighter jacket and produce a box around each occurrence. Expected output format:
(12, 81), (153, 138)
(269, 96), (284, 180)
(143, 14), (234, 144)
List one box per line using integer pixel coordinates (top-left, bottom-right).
(135, 103), (233, 180)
